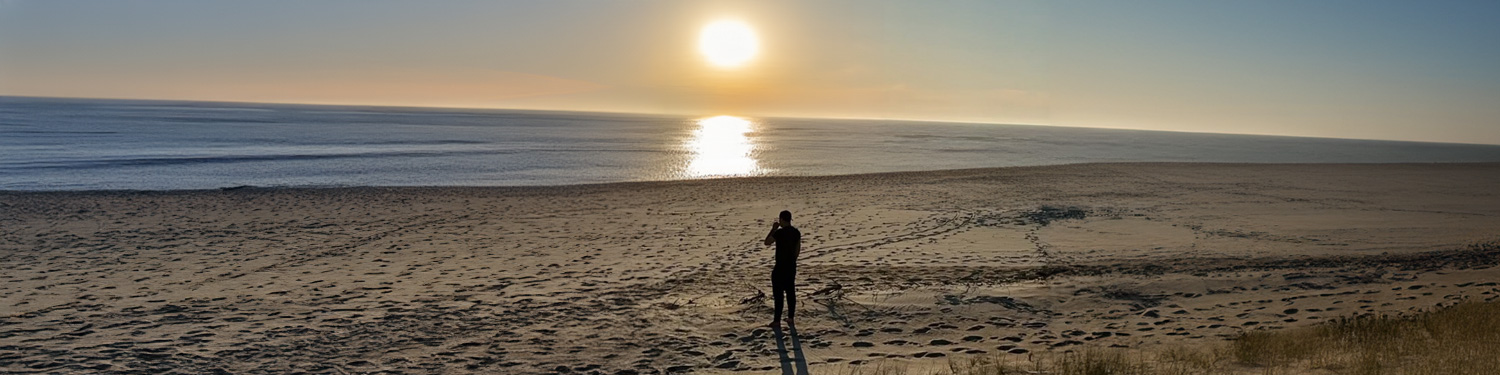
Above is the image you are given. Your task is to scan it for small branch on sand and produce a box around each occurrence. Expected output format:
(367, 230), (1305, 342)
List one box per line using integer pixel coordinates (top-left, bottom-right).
(740, 285), (766, 305)
(807, 282), (843, 297)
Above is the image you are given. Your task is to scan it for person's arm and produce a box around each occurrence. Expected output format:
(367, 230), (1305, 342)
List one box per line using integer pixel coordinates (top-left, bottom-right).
(764, 223), (779, 246)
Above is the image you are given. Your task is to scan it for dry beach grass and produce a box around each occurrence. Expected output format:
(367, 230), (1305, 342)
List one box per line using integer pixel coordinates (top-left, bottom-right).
(851, 296), (1500, 375)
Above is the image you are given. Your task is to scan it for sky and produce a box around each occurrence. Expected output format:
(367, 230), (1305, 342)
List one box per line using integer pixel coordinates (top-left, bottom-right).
(1, 1), (1498, 144)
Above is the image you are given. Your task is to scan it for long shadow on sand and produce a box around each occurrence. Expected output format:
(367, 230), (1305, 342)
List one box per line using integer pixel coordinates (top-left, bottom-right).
(772, 325), (810, 375)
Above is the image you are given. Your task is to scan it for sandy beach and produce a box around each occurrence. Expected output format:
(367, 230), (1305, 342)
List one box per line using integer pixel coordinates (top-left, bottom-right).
(3, 162), (1499, 374)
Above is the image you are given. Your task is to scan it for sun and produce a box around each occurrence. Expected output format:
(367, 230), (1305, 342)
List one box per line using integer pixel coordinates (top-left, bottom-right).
(698, 20), (758, 68)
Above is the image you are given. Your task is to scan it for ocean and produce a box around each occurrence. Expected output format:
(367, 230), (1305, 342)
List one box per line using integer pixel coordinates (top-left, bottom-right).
(4, 96), (1500, 191)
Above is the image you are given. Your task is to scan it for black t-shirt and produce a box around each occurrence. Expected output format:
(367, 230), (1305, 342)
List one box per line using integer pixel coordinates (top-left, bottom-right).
(772, 226), (801, 270)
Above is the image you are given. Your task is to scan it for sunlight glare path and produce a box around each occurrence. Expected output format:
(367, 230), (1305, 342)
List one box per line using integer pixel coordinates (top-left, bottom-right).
(685, 115), (763, 177)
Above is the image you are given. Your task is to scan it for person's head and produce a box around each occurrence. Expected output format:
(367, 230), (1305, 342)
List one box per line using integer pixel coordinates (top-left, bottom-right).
(779, 210), (792, 226)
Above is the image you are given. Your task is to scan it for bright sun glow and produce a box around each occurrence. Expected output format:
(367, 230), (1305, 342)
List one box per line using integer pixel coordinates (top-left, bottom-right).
(698, 20), (759, 68)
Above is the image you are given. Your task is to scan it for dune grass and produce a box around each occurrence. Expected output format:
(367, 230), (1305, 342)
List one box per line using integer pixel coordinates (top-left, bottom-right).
(1230, 299), (1500, 375)
(845, 299), (1500, 375)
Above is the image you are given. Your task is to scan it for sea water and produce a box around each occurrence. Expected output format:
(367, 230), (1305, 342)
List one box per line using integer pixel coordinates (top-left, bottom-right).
(4, 96), (1500, 191)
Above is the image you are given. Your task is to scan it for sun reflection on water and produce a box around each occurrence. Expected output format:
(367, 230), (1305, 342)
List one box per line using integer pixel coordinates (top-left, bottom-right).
(685, 115), (764, 177)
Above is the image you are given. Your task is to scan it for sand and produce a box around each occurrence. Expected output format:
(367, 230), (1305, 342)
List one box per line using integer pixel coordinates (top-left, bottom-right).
(2, 162), (1499, 374)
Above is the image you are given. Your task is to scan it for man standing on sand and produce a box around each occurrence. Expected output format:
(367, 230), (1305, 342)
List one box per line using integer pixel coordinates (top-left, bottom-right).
(764, 210), (801, 329)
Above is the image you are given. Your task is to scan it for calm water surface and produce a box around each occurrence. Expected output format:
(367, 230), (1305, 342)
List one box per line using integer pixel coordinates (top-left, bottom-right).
(4, 96), (1500, 190)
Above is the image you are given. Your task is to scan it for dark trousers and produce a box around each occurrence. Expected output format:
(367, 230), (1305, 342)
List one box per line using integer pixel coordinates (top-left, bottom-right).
(772, 267), (796, 321)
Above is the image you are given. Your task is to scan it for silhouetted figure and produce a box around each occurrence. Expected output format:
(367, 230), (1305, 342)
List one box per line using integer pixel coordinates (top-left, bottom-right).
(764, 210), (801, 328)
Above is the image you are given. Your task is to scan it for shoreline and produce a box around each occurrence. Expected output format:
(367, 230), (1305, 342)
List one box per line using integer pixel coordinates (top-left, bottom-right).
(5, 161), (1500, 194)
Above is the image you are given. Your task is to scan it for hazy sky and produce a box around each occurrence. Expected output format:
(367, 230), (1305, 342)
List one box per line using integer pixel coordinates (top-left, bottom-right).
(2, 1), (1498, 144)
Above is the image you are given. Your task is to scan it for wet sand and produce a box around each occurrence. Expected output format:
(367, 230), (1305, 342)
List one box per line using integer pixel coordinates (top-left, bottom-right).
(2, 163), (1499, 374)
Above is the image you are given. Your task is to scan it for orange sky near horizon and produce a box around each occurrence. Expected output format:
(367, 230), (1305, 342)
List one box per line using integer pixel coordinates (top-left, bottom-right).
(2, 1), (1498, 144)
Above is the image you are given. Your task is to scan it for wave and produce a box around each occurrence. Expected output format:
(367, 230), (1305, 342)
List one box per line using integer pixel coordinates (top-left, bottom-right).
(144, 116), (284, 124)
(4, 130), (120, 134)
(0, 147), (674, 171)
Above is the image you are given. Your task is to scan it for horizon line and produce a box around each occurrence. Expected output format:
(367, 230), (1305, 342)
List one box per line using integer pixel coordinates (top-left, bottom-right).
(5, 94), (1499, 147)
